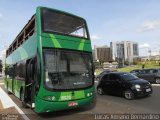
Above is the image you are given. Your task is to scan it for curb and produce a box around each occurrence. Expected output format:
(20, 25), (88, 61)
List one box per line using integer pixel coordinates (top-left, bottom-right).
(0, 100), (3, 109)
(0, 87), (30, 120)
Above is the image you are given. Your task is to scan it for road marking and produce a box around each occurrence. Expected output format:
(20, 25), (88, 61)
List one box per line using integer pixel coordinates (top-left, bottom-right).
(152, 84), (160, 86)
(0, 87), (30, 120)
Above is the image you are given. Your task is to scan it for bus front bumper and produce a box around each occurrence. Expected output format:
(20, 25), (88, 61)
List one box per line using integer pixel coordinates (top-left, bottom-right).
(34, 95), (95, 113)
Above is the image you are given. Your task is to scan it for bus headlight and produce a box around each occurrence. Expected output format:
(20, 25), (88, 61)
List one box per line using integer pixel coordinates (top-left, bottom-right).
(43, 96), (56, 101)
(87, 92), (93, 97)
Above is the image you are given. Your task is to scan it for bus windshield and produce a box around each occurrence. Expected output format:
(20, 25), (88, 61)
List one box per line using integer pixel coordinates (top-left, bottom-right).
(44, 49), (93, 90)
(42, 8), (88, 39)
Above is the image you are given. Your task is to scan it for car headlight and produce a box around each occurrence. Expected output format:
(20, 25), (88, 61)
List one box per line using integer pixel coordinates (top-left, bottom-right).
(134, 84), (141, 91)
(135, 84), (141, 89)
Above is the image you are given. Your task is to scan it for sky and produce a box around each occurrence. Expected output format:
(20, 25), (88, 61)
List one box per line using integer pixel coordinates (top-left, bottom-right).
(1, 0), (160, 59)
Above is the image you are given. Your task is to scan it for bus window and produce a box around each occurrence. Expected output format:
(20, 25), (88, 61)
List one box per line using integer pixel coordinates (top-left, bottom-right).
(42, 8), (88, 39)
(44, 49), (93, 90)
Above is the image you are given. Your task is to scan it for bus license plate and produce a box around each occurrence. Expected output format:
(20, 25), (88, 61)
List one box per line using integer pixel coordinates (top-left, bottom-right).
(146, 88), (151, 92)
(68, 102), (78, 107)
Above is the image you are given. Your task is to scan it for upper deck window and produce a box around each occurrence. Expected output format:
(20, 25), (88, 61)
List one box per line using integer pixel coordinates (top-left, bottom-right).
(42, 8), (88, 39)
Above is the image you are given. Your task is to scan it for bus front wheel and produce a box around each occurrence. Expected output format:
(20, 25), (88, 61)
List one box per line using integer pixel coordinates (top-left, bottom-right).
(20, 89), (27, 108)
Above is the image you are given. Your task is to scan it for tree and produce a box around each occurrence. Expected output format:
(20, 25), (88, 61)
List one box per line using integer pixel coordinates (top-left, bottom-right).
(124, 61), (129, 66)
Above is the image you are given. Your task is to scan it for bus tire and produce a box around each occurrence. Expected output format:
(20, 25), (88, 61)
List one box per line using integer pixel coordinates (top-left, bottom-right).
(155, 78), (160, 84)
(20, 89), (27, 108)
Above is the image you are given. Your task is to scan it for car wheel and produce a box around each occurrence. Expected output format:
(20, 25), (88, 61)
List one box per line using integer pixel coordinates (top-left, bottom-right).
(155, 78), (160, 84)
(124, 90), (134, 100)
(97, 87), (104, 95)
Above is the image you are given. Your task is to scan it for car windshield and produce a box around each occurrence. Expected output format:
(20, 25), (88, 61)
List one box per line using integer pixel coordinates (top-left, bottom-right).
(120, 73), (139, 81)
(44, 49), (93, 90)
(42, 8), (88, 39)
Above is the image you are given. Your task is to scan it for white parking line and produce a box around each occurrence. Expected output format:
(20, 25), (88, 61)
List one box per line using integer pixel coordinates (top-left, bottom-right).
(0, 87), (30, 120)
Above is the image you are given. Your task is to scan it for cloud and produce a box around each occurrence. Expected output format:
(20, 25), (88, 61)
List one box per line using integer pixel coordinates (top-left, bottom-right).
(91, 34), (101, 40)
(139, 43), (150, 49)
(137, 20), (160, 33)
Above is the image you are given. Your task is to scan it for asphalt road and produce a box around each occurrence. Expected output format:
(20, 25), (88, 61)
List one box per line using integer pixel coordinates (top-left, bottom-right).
(0, 78), (160, 120)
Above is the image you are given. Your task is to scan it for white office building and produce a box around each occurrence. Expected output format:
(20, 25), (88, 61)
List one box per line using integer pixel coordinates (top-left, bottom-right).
(110, 41), (139, 63)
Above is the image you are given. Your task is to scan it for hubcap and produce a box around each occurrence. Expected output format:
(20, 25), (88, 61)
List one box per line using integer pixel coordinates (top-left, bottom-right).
(98, 88), (103, 95)
(125, 91), (132, 99)
(156, 78), (160, 84)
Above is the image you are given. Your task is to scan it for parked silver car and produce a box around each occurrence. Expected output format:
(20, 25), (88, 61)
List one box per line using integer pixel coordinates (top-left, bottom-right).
(130, 69), (160, 84)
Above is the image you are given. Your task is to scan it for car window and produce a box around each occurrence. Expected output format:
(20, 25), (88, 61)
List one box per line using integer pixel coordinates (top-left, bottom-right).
(109, 74), (121, 81)
(150, 69), (158, 73)
(146, 69), (151, 74)
(140, 70), (146, 74)
(120, 73), (138, 81)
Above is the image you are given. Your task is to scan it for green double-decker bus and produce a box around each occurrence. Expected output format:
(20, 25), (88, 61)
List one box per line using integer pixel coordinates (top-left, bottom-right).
(4, 7), (95, 113)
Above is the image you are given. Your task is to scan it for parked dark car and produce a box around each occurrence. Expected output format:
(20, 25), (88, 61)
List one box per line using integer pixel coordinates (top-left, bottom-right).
(130, 69), (160, 84)
(97, 72), (152, 100)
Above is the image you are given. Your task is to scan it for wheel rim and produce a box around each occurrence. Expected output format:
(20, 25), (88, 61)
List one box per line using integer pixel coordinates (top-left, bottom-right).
(156, 78), (160, 84)
(125, 91), (132, 99)
(97, 88), (103, 95)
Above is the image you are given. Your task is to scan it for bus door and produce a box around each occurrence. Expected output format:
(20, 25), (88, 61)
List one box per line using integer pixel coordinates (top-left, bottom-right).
(26, 59), (35, 105)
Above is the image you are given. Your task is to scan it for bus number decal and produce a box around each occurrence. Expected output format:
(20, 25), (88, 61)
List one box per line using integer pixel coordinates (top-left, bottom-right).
(61, 96), (72, 101)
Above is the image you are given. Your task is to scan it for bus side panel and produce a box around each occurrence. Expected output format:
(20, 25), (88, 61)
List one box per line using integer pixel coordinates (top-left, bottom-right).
(14, 79), (25, 98)
(5, 34), (37, 98)
(4, 77), (8, 89)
